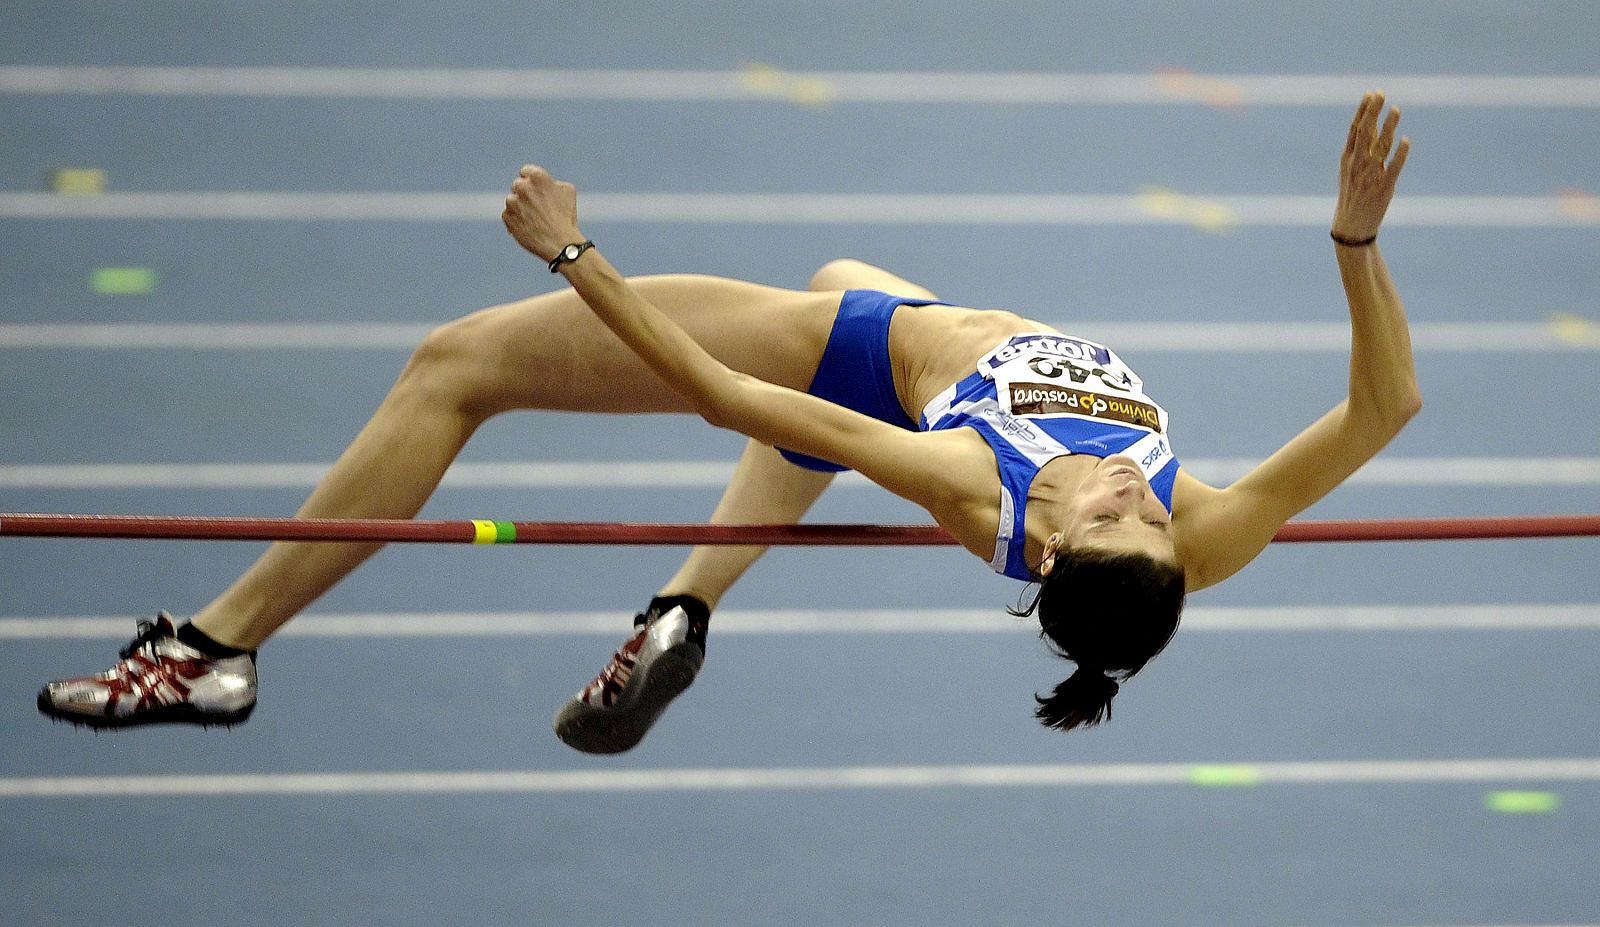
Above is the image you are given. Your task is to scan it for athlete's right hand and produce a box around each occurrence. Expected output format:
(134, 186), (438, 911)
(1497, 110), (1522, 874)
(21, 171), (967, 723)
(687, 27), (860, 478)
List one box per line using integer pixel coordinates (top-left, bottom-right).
(502, 164), (585, 263)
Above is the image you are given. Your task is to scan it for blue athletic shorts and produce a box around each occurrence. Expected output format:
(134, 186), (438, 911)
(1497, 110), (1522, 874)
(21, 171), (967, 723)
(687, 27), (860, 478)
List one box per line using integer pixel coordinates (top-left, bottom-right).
(777, 289), (947, 472)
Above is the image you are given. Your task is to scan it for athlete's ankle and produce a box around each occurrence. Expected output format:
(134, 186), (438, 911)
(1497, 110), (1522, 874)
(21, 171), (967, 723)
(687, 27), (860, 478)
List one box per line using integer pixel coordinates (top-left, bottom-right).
(642, 593), (710, 651)
(176, 621), (255, 659)
(648, 591), (713, 620)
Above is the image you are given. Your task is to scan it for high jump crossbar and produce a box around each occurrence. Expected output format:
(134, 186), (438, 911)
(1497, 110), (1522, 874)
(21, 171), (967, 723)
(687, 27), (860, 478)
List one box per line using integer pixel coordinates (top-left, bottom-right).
(2, 513), (1598, 545)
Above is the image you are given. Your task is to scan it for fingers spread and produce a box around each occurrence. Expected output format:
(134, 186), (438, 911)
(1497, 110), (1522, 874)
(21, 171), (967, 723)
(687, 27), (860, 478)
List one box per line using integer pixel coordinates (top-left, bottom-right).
(1345, 93), (1370, 156)
(1388, 137), (1411, 182)
(1375, 106), (1400, 160)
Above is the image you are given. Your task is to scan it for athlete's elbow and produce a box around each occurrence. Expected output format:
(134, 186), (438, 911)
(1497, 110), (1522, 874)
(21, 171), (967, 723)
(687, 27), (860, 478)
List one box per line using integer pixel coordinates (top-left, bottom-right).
(1388, 380), (1423, 429)
(695, 390), (735, 431)
(1400, 386), (1423, 423)
(1350, 380), (1422, 434)
(1380, 393), (1422, 437)
(693, 371), (753, 432)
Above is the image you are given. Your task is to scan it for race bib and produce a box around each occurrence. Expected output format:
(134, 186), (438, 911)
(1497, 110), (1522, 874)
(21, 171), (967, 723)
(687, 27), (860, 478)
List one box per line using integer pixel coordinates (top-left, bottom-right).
(982, 334), (1166, 434)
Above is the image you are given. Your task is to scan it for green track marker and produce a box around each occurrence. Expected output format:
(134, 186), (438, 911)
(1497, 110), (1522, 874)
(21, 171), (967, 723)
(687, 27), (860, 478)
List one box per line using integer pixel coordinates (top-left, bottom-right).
(51, 168), (107, 195)
(90, 267), (156, 295)
(494, 520), (516, 543)
(1485, 790), (1560, 814)
(1188, 764), (1262, 787)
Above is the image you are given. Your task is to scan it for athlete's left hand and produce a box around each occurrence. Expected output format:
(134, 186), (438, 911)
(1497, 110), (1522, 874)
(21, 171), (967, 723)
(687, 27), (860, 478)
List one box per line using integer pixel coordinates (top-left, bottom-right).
(1331, 91), (1409, 243)
(502, 164), (584, 263)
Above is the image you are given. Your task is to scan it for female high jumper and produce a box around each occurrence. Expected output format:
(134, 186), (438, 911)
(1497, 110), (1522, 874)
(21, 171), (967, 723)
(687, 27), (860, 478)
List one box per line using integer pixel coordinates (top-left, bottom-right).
(40, 93), (1416, 752)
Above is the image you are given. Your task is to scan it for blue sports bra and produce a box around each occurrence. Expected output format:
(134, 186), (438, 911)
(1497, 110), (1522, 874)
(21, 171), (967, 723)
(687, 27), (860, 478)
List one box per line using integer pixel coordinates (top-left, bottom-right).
(920, 332), (1179, 581)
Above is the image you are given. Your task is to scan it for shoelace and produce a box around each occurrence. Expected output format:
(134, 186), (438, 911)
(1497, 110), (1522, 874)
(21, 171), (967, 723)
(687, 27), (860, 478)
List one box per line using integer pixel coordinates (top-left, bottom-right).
(101, 616), (213, 713)
(598, 640), (641, 686)
(87, 641), (208, 715)
(117, 617), (167, 660)
(583, 630), (647, 703)
(117, 651), (194, 709)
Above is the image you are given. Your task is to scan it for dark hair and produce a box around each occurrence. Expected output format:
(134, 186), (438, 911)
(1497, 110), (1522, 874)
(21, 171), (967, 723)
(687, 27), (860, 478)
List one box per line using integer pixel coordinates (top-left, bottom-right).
(1010, 547), (1186, 732)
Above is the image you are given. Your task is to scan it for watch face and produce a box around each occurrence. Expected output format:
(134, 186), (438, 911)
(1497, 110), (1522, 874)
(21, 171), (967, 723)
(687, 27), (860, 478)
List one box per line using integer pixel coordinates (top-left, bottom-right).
(562, 244), (581, 259)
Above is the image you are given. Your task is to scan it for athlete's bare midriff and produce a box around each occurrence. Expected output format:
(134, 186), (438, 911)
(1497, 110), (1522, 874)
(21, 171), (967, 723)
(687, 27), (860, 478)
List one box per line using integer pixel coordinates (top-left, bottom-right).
(886, 303), (1060, 422)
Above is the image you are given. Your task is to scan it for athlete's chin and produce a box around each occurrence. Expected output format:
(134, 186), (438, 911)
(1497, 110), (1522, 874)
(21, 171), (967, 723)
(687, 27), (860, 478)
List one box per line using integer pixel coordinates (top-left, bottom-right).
(1097, 455), (1147, 482)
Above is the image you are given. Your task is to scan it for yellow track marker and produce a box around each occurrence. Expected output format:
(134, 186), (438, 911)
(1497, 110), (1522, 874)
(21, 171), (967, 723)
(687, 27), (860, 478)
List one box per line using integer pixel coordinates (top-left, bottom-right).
(1484, 790), (1560, 814)
(51, 168), (107, 195)
(1136, 185), (1238, 233)
(1549, 312), (1600, 347)
(1154, 67), (1247, 110)
(89, 267), (156, 295)
(739, 63), (835, 108)
(1188, 764), (1262, 787)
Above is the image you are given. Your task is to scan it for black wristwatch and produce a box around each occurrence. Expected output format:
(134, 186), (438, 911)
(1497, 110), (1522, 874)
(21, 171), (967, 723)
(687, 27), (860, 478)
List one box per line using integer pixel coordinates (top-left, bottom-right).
(548, 240), (595, 273)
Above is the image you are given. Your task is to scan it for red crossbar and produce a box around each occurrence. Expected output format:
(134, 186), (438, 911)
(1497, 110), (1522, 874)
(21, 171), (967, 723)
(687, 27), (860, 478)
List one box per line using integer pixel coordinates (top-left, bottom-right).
(2, 513), (1599, 544)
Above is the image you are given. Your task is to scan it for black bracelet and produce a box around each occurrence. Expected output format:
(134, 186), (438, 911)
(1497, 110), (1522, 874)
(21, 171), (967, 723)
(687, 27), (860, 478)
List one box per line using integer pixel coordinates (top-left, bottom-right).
(1330, 230), (1377, 247)
(548, 240), (596, 273)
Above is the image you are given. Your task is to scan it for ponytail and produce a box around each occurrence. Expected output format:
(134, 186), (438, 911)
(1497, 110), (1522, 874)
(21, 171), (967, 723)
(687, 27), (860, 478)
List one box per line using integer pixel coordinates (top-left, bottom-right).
(1034, 663), (1120, 731)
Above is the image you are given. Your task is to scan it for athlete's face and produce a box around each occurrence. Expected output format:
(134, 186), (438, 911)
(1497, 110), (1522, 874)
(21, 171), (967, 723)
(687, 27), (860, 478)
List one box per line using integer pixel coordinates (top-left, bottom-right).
(1044, 455), (1176, 569)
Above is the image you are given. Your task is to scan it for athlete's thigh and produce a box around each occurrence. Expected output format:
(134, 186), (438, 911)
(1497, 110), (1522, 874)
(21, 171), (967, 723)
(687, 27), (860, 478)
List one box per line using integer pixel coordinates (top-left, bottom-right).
(458, 275), (841, 414)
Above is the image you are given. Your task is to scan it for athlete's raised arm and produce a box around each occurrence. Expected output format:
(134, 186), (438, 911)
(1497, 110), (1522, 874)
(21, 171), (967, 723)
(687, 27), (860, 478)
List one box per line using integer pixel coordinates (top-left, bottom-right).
(1173, 92), (1422, 590)
(499, 166), (995, 531)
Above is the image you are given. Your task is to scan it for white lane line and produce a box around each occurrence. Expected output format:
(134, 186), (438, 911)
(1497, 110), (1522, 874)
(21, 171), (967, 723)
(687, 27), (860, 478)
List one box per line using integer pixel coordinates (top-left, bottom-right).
(4, 458), (1600, 489)
(1, 192), (1597, 227)
(5, 757), (1599, 798)
(4, 321), (1597, 352)
(4, 604), (1599, 640)
(4, 66), (1600, 106)
(0, 461), (743, 489)
(0, 323), (435, 349)
(1087, 321), (1600, 352)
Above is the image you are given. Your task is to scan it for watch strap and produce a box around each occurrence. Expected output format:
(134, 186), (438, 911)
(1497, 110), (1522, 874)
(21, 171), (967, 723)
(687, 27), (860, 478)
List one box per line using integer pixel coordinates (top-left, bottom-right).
(548, 240), (596, 273)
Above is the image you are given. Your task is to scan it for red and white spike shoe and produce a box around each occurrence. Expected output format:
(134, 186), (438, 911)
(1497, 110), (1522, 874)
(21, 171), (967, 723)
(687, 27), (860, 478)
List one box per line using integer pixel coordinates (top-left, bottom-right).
(37, 613), (257, 729)
(554, 599), (707, 754)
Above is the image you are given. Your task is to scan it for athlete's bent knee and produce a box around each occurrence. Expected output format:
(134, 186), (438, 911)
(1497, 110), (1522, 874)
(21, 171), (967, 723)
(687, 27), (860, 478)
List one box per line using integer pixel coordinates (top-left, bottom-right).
(397, 312), (505, 419)
(808, 259), (875, 292)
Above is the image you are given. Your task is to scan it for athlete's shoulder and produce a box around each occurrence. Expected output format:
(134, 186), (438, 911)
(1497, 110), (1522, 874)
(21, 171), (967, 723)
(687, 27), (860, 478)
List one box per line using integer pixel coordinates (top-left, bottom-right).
(908, 427), (1008, 560)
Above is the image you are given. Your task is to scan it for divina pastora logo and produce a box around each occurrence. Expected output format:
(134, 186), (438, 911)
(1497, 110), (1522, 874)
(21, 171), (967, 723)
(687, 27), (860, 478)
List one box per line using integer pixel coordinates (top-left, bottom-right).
(1006, 383), (1161, 431)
